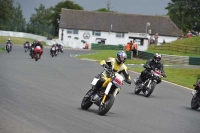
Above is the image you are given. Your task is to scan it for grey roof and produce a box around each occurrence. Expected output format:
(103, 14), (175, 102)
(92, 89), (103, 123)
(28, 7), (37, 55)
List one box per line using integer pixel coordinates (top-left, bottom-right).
(60, 9), (181, 37)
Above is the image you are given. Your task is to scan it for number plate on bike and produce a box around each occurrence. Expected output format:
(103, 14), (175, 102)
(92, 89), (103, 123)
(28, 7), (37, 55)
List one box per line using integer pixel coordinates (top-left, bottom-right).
(91, 78), (99, 85)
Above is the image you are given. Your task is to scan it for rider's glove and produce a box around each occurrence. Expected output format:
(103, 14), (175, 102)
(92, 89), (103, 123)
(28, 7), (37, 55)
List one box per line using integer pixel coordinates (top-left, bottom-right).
(124, 79), (132, 85)
(103, 64), (110, 68)
(162, 73), (166, 78)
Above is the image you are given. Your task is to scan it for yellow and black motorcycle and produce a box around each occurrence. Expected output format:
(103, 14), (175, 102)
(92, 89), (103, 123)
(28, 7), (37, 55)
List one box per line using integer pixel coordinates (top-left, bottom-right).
(81, 66), (129, 116)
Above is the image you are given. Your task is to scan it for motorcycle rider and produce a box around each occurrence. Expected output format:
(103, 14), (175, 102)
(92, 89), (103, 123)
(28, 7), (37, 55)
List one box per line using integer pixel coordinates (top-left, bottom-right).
(23, 41), (30, 48)
(29, 40), (37, 55)
(134, 53), (166, 85)
(192, 81), (200, 99)
(93, 51), (132, 95)
(6, 38), (13, 50)
(58, 43), (63, 52)
(34, 40), (43, 59)
(50, 44), (56, 55)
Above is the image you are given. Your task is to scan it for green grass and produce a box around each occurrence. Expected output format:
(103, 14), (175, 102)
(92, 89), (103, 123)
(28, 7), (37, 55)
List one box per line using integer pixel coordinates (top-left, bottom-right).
(76, 50), (147, 64)
(0, 36), (47, 46)
(77, 50), (200, 89)
(129, 67), (200, 89)
(147, 36), (200, 57)
(0, 47), (5, 52)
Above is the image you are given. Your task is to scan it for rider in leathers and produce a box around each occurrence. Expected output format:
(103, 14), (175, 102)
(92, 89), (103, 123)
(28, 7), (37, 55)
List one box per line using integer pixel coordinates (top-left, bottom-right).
(6, 38), (13, 50)
(30, 40), (37, 55)
(94, 51), (132, 93)
(136, 53), (166, 85)
(34, 40), (43, 59)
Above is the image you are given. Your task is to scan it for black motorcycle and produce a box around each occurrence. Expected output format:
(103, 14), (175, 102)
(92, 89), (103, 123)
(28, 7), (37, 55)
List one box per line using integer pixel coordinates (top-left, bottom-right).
(51, 46), (57, 57)
(6, 43), (12, 53)
(133, 67), (164, 97)
(30, 47), (34, 59)
(191, 78), (200, 110)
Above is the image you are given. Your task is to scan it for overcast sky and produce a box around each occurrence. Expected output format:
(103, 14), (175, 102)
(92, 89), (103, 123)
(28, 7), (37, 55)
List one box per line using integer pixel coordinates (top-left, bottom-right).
(14, 0), (171, 22)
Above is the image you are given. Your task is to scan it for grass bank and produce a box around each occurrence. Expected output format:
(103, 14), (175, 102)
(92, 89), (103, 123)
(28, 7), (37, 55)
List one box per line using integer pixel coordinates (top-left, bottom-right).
(77, 50), (200, 89)
(0, 47), (5, 52)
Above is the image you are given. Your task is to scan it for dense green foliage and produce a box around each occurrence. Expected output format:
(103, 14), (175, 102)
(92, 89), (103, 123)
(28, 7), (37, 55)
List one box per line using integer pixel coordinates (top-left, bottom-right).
(166, 0), (200, 33)
(0, 0), (26, 31)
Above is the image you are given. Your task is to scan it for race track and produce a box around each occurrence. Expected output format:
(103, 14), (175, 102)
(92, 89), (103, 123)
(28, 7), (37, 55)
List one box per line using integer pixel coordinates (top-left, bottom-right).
(0, 45), (199, 133)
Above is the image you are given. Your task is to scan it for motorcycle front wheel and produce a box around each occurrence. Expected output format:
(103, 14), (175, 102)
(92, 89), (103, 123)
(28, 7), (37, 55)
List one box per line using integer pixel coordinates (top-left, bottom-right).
(191, 97), (199, 110)
(135, 85), (141, 94)
(144, 81), (156, 97)
(98, 94), (115, 116)
(35, 53), (39, 61)
(81, 89), (93, 110)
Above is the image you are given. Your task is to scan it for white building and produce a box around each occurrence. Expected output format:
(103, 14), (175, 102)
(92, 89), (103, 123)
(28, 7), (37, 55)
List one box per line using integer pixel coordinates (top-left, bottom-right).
(58, 9), (181, 51)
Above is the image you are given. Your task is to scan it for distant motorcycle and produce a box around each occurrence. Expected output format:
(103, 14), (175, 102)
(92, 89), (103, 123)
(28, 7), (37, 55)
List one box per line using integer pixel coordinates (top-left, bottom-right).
(59, 46), (64, 53)
(34, 46), (42, 61)
(30, 47), (34, 59)
(24, 43), (29, 53)
(191, 78), (200, 110)
(133, 67), (164, 97)
(51, 46), (57, 57)
(6, 43), (12, 53)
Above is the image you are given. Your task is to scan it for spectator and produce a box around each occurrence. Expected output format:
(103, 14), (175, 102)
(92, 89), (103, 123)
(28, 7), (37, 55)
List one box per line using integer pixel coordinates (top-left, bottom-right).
(154, 33), (159, 45)
(187, 31), (193, 38)
(125, 43), (131, 51)
(131, 40), (137, 58)
(162, 39), (166, 44)
(83, 43), (89, 49)
(130, 40), (133, 50)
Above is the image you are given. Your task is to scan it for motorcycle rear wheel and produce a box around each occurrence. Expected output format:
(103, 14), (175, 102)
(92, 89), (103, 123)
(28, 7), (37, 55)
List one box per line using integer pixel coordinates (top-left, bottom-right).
(81, 89), (93, 110)
(98, 94), (115, 116)
(191, 97), (199, 110)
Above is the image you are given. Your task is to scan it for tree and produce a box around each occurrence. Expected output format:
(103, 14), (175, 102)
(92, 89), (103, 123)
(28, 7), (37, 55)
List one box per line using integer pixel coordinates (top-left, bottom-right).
(0, 0), (14, 30)
(50, 0), (83, 37)
(166, 0), (200, 33)
(96, 8), (113, 12)
(0, 0), (14, 21)
(29, 4), (53, 35)
(11, 3), (26, 31)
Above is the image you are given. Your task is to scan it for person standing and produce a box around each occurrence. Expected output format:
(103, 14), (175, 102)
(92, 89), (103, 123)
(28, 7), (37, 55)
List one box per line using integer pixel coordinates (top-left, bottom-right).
(131, 40), (137, 58)
(154, 33), (159, 45)
(125, 42), (131, 51)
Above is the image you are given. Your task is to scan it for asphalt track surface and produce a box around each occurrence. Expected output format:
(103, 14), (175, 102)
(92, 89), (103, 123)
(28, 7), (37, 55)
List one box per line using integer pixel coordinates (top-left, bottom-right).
(0, 45), (200, 133)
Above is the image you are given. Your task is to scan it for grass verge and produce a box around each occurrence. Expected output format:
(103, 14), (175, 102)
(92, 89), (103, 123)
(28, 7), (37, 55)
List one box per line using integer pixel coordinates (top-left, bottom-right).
(0, 47), (5, 52)
(77, 50), (200, 89)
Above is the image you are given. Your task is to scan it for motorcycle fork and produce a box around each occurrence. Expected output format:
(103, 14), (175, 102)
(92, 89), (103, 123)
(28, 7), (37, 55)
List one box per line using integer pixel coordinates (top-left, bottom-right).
(101, 82), (112, 104)
(147, 79), (152, 88)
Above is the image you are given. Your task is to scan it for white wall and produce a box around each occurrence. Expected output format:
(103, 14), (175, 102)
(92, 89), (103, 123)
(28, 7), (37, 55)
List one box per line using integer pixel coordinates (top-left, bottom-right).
(0, 30), (178, 51)
(0, 30), (46, 41)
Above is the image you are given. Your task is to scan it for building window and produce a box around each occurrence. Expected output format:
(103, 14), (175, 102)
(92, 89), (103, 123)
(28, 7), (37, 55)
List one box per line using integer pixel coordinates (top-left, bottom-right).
(116, 33), (124, 38)
(67, 29), (78, 34)
(92, 31), (101, 36)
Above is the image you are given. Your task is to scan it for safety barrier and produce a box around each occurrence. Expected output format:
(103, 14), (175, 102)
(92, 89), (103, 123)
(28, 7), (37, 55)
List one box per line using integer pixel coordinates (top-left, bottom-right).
(91, 43), (123, 50)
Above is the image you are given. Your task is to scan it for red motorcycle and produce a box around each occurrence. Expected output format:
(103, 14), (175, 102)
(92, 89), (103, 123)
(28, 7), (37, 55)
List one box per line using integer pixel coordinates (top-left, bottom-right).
(34, 46), (42, 61)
